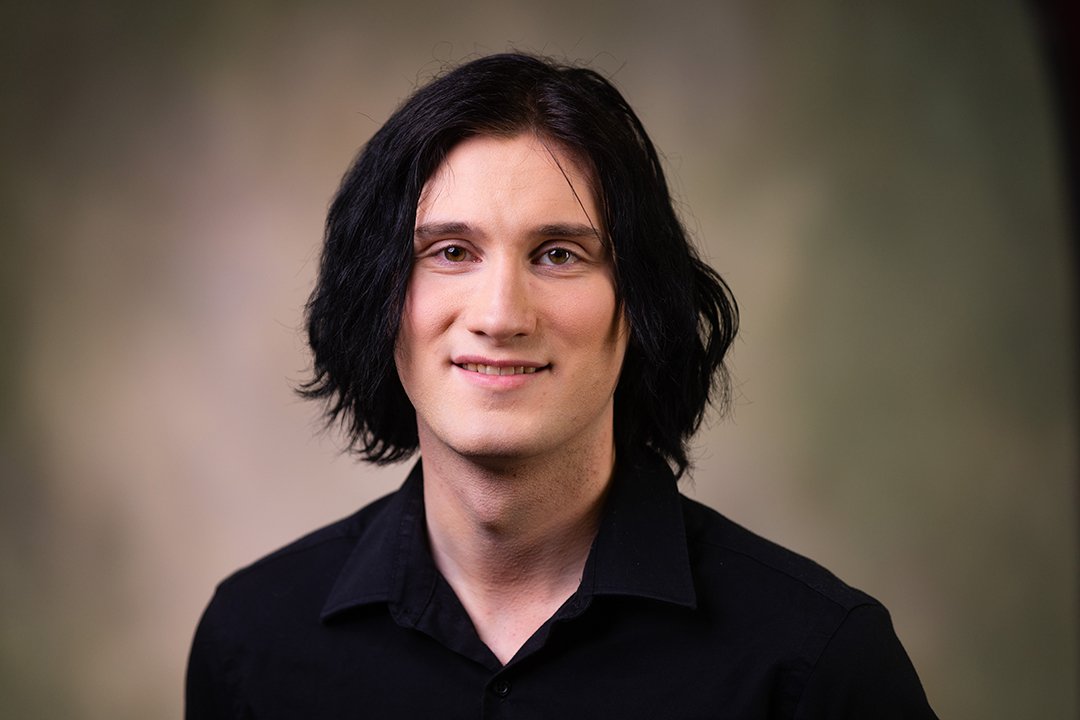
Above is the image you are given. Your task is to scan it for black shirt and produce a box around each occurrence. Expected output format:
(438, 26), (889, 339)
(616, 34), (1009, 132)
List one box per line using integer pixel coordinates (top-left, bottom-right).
(186, 451), (937, 719)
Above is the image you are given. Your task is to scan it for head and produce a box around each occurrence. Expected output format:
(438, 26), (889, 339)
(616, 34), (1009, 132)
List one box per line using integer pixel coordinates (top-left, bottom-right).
(300, 52), (738, 476)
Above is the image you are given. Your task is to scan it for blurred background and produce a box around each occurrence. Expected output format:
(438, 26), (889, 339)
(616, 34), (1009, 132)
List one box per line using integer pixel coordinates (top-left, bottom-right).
(2, 0), (1075, 717)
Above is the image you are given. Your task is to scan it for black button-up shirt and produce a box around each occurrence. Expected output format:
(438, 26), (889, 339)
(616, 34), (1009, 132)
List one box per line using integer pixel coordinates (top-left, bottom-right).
(186, 451), (937, 718)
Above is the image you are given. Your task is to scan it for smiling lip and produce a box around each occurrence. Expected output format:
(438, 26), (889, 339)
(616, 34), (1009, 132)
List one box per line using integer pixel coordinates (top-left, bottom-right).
(452, 357), (549, 376)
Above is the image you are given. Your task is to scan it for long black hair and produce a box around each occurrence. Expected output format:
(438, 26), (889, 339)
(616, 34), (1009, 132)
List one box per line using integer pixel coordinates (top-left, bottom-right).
(300, 53), (738, 477)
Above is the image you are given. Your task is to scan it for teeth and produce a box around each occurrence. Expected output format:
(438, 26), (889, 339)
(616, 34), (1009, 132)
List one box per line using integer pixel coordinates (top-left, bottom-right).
(461, 363), (538, 376)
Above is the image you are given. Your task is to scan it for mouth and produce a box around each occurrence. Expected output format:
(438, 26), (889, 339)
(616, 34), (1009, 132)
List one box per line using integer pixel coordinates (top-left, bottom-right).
(454, 362), (548, 376)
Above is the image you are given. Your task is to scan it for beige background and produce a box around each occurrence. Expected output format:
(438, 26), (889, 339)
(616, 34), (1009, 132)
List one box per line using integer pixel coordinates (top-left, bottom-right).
(2, 1), (1076, 718)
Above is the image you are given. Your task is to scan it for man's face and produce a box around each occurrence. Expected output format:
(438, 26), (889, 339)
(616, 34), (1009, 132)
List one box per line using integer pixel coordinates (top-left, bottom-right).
(396, 133), (628, 465)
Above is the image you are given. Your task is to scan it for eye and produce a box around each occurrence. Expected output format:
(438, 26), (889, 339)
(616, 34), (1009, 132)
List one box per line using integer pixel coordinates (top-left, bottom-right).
(540, 247), (577, 266)
(441, 245), (469, 262)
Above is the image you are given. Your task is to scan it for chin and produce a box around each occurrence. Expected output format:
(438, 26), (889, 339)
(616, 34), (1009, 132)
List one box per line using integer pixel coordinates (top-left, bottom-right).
(429, 421), (552, 463)
(449, 435), (542, 462)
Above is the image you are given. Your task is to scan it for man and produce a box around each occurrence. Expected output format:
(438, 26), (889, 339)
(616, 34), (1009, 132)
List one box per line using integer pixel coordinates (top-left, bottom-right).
(187, 53), (937, 718)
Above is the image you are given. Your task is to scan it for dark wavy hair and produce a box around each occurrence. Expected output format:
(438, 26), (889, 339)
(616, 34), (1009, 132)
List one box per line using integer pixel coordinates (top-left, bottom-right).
(300, 53), (738, 476)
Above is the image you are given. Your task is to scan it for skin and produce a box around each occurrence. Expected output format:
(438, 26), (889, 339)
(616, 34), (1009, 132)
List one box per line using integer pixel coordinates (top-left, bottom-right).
(395, 133), (629, 664)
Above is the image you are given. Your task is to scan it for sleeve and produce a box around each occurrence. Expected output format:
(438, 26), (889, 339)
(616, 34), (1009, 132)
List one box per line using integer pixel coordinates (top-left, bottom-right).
(185, 594), (239, 720)
(794, 603), (938, 720)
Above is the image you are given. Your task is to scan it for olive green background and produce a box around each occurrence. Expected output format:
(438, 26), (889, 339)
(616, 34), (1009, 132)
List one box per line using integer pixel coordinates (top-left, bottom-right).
(2, 1), (1076, 718)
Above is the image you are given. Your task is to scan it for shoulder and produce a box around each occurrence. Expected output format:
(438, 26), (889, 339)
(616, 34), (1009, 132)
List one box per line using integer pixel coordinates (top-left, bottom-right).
(230, 491), (392, 589)
(680, 493), (882, 652)
(197, 490), (398, 638)
(680, 496), (936, 717)
(185, 491), (402, 718)
(680, 495), (873, 611)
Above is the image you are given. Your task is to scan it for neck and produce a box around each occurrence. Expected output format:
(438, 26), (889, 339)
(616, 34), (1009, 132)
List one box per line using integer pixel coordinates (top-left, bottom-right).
(420, 435), (616, 664)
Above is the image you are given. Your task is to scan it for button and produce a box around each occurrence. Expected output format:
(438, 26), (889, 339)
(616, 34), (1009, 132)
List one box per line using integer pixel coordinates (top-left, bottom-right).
(491, 679), (511, 697)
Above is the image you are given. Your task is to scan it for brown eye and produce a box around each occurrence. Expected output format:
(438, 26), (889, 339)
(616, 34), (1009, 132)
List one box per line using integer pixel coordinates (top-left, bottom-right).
(545, 248), (574, 265)
(442, 246), (468, 262)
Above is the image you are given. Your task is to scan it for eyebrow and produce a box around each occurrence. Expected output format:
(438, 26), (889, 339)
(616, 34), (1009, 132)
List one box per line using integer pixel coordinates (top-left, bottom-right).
(414, 222), (472, 241)
(414, 221), (601, 241)
(535, 223), (601, 240)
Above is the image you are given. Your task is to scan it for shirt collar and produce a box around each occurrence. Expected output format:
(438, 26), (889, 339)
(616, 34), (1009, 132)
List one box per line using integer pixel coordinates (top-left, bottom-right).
(580, 450), (697, 608)
(320, 462), (433, 623)
(320, 450), (696, 623)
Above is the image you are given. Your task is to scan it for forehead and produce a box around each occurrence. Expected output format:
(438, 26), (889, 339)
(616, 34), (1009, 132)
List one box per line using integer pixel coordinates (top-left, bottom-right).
(416, 134), (601, 233)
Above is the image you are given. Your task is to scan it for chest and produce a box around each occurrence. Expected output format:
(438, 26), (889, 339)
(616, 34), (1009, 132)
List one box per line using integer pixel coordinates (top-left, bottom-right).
(234, 603), (803, 720)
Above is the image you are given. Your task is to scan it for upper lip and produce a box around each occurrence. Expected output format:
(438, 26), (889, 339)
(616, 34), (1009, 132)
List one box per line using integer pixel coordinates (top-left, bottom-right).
(452, 355), (548, 369)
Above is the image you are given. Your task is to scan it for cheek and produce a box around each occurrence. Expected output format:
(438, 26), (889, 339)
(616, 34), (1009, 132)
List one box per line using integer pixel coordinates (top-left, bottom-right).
(555, 288), (625, 361)
(395, 285), (427, 378)
(397, 278), (455, 361)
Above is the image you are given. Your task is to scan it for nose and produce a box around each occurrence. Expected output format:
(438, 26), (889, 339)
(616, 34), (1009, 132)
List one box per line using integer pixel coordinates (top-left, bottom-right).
(464, 257), (536, 341)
